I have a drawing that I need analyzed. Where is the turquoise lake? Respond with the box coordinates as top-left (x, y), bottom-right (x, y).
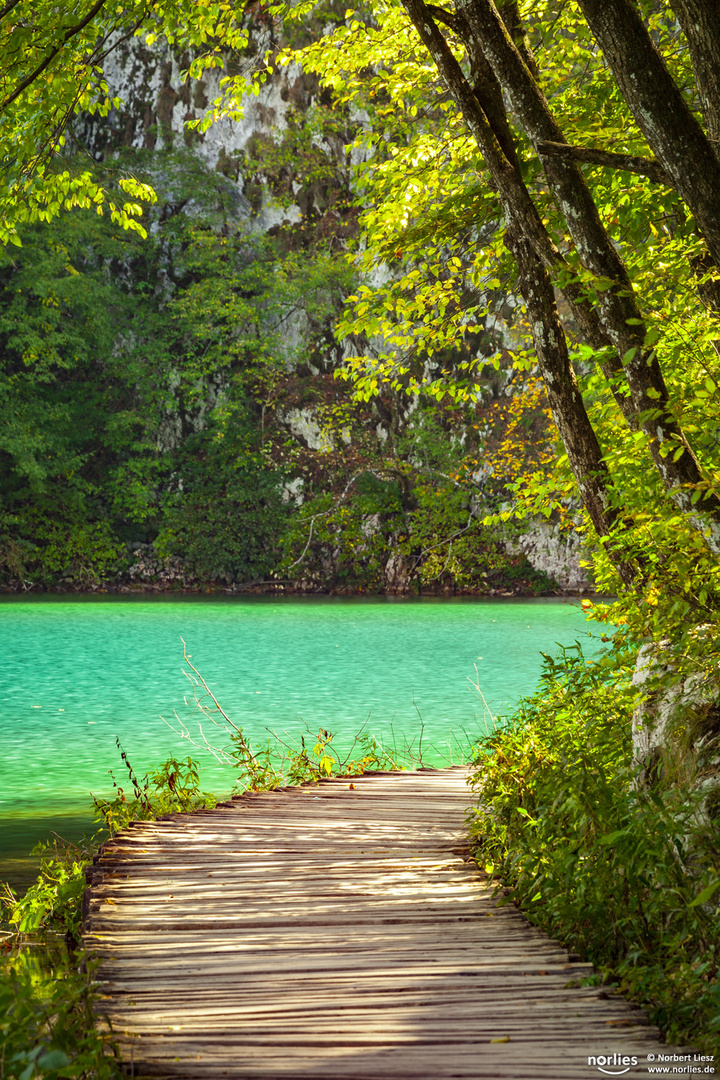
top-left (0, 595), bottom-right (596, 887)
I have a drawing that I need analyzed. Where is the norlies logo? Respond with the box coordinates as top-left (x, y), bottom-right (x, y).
top-left (588, 1054), bottom-right (639, 1076)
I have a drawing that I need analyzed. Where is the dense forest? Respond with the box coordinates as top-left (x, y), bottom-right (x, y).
top-left (0, 152), bottom-right (561, 595)
top-left (2, 0), bottom-right (720, 1063)
top-left (0, 7), bottom-right (586, 596)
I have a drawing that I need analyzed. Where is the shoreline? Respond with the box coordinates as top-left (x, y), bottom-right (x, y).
top-left (0, 580), bottom-right (592, 598)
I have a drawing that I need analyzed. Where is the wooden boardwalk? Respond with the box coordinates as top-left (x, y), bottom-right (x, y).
top-left (84, 768), bottom-right (680, 1078)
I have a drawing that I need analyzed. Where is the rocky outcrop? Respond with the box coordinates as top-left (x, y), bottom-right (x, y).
top-left (632, 638), bottom-right (720, 823)
top-left (506, 519), bottom-right (590, 593)
top-left (125, 543), bottom-right (191, 588)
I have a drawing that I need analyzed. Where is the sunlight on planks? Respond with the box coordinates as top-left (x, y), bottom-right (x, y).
top-left (84, 768), bottom-right (687, 1078)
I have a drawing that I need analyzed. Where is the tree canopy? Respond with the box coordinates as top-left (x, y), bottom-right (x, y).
top-left (273, 0), bottom-right (720, 654)
top-left (0, 0), bottom-right (255, 242)
top-left (3, 0), bottom-right (720, 653)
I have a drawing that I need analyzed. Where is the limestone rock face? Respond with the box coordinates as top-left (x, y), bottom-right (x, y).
top-left (277, 407), bottom-right (335, 452)
top-left (631, 639), bottom-right (720, 821)
top-left (80, 33), bottom-right (311, 229)
top-left (506, 520), bottom-right (590, 593)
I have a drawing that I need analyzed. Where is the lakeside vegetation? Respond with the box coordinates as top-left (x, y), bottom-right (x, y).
top-left (0, 150), bottom-right (556, 597)
top-left (2, 0), bottom-right (720, 1068)
top-left (470, 644), bottom-right (720, 1058)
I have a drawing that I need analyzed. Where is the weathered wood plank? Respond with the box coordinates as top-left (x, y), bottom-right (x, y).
top-left (84, 768), bottom-right (688, 1078)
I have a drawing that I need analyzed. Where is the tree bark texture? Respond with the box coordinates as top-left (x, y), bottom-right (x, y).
top-left (400, 0), bottom-right (633, 574)
top-left (576, 0), bottom-right (720, 268)
top-left (444, 3), bottom-right (631, 380)
top-left (505, 229), bottom-right (634, 583)
top-left (669, 0), bottom-right (720, 148)
top-left (535, 140), bottom-right (669, 186)
top-left (457, 0), bottom-right (645, 404)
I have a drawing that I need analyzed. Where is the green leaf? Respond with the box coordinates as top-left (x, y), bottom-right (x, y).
top-left (37, 1050), bottom-right (71, 1069)
top-left (688, 879), bottom-right (720, 908)
top-left (598, 829), bottom-right (627, 846)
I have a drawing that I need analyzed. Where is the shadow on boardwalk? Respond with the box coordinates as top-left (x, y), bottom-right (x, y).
top-left (83, 768), bottom-right (689, 1078)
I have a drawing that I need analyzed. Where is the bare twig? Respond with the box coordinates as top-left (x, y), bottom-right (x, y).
top-left (286, 517), bottom-right (315, 570)
top-left (412, 512), bottom-right (476, 571)
top-left (468, 663), bottom-right (498, 736)
top-left (286, 469), bottom-right (400, 571)
top-left (180, 637), bottom-right (244, 737)
top-left (160, 710), bottom-right (233, 764)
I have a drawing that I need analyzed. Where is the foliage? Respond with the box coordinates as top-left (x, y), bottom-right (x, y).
top-left (275, 0), bottom-right (720, 611)
top-left (0, 96), bottom-right (560, 597)
top-left (232, 724), bottom-right (402, 790)
top-left (278, 466), bottom-right (553, 592)
top-left (274, 390), bottom-right (558, 593)
top-left (1, 836), bottom-right (96, 943)
top-left (468, 644), bottom-right (720, 1054)
top-left (92, 740), bottom-right (218, 837)
top-left (0, 946), bottom-right (121, 1080)
top-left (153, 425), bottom-right (290, 586)
top-left (0, 151), bottom-right (357, 589)
top-left (1, 755), bottom-right (215, 943)
top-left (0, 0), bottom-right (259, 243)
top-left (400, 480), bottom-right (548, 591)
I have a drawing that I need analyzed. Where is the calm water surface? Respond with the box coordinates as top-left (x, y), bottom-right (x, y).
top-left (0, 595), bottom-right (594, 886)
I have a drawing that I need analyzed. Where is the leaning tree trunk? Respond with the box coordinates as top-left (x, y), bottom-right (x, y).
top-left (505, 228), bottom-right (634, 584)
top-left (456, 0), bottom-right (720, 545)
top-left (400, 0), bottom-right (635, 581)
top-left (666, 0), bottom-right (720, 320)
top-left (669, 0), bottom-right (720, 150)
top-left (577, 0), bottom-right (720, 269)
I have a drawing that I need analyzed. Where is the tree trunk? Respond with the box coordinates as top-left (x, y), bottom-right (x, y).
top-left (400, 0), bottom-right (633, 579)
top-left (505, 228), bottom-right (633, 583)
top-left (456, 0), bottom-right (720, 536)
top-left (669, 0), bottom-right (720, 149)
top-left (577, 0), bottom-right (720, 268)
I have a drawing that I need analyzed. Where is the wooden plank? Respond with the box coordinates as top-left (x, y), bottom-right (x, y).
top-left (84, 768), bottom-right (689, 1078)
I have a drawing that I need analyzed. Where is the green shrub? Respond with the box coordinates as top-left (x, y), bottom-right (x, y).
top-left (469, 643), bottom-right (720, 1054)
top-left (1, 837), bottom-right (92, 942)
top-left (0, 947), bottom-right (121, 1080)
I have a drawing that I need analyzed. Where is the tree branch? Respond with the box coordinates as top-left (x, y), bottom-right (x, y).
top-left (536, 140), bottom-right (671, 185)
top-left (92, 17), bottom-right (147, 66)
top-left (0, 0), bottom-right (109, 114)
top-left (0, 0), bottom-right (23, 22)
top-left (425, 5), bottom-right (462, 32)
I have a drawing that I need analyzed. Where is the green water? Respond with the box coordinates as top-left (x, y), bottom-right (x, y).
top-left (0, 595), bottom-right (594, 888)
